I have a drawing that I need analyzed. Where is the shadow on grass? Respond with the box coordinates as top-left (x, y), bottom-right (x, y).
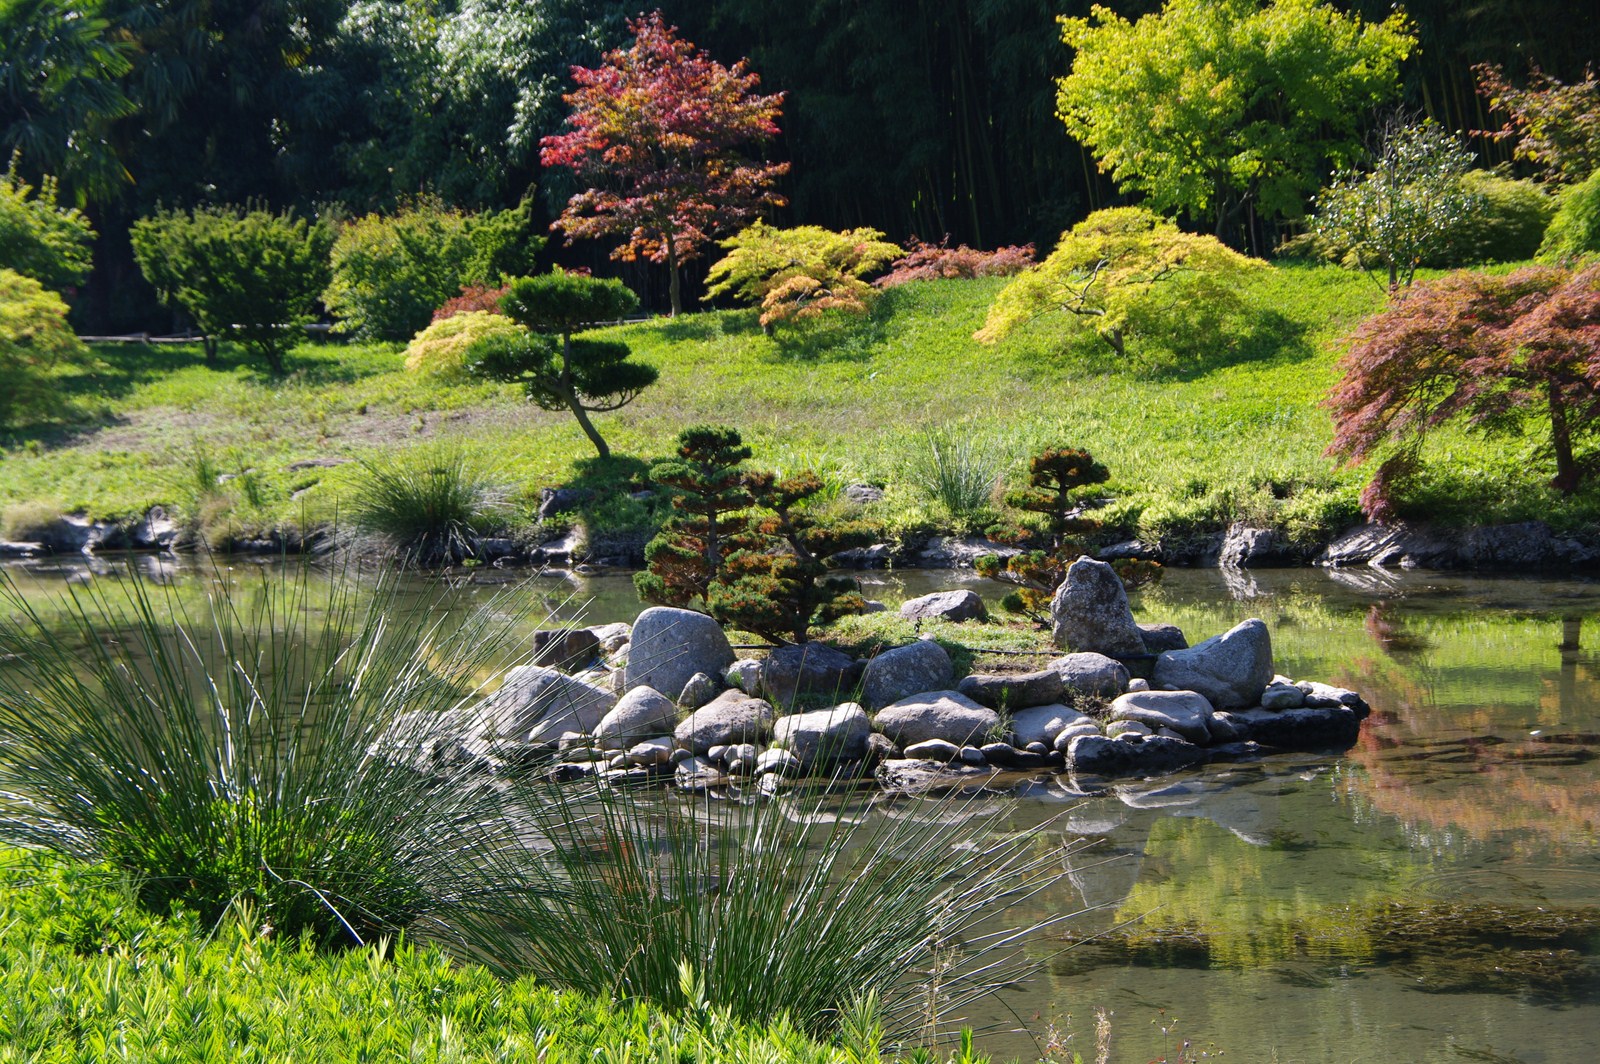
top-left (765, 314), bottom-right (885, 364)
top-left (644, 308), bottom-right (764, 343)
top-left (551, 454), bottom-right (674, 561)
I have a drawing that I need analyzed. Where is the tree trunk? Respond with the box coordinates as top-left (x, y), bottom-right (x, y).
top-left (666, 238), bottom-right (682, 317)
top-left (203, 335), bottom-right (218, 366)
top-left (1548, 378), bottom-right (1580, 492)
top-left (1101, 327), bottom-right (1126, 359)
top-left (560, 334), bottom-right (610, 460)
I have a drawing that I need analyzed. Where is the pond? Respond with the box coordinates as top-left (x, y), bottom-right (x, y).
top-left (5, 558), bottom-right (1598, 1063)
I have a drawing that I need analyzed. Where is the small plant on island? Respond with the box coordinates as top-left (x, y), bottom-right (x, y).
top-left (977, 446), bottom-right (1160, 624)
top-left (468, 270), bottom-right (656, 461)
top-left (636, 425), bottom-right (872, 643)
top-left (703, 221), bottom-right (903, 335)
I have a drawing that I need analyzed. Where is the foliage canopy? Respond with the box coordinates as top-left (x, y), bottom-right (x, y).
top-left (1475, 63), bottom-right (1600, 186)
top-left (703, 221), bottom-right (902, 332)
top-left (541, 12), bottom-right (788, 316)
top-left (974, 207), bottom-right (1264, 358)
top-left (0, 164), bottom-right (95, 291)
top-left (1538, 168), bottom-right (1600, 265)
top-left (1058, 0), bottom-right (1414, 242)
top-left (0, 267), bottom-right (84, 428)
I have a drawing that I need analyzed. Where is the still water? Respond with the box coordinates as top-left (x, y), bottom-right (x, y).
top-left (6, 559), bottom-right (1599, 1063)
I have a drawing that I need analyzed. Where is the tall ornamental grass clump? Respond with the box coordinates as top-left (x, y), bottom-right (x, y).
top-left (899, 427), bottom-right (1008, 527)
top-left (456, 775), bottom-right (1086, 1038)
top-left (0, 565), bottom-right (528, 945)
top-left (344, 445), bottom-right (512, 565)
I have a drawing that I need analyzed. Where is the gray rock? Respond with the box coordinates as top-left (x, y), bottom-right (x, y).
top-left (674, 757), bottom-right (728, 791)
top-left (772, 702), bottom-right (871, 765)
top-left (873, 690), bottom-right (998, 747)
top-left (595, 686), bottom-right (680, 747)
top-left (957, 669), bottom-right (1065, 709)
top-left (529, 628), bottom-right (601, 672)
top-left (1106, 720), bottom-right (1152, 739)
top-left (916, 537), bottom-right (1021, 568)
top-left (1050, 556), bottom-right (1147, 658)
top-left (1066, 733), bottom-right (1209, 780)
top-left (900, 590), bottom-right (988, 624)
top-left (673, 690), bottom-right (776, 755)
top-left (844, 483), bottom-right (885, 504)
top-left (1009, 704), bottom-right (1088, 747)
top-left (875, 757), bottom-right (991, 793)
top-left (1207, 712), bottom-right (1250, 743)
top-left (1125, 677), bottom-right (1151, 693)
top-left (477, 665), bottom-right (616, 746)
top-left (130, 506), bottom-right (181, 551)
top-left (1138, 624), bottom-right (1189, 655)
top-left (1219, 524), bottom-right (1302, 569)
top-left (958, 746), bottom-right (987, 765)
top-left (1297, 680), bottom-right (1366, 711)
top-left (625, 737), bottom-right (675, 767)
top-left (1053, 719), bottom-right (1102, 752)
top-left (904, 738), bottom-right (962, 762)
top-left (0, 541), bottom-right (42, 558)
top-left (866, 732), bottom-right (899, 763)
top-left (1096, 539), bottom-right (1162, 562)
top-left (670, 747), bottom-right (693, 765)
top-left (755, 748), bottom-right (803, 777)
top-left (707, 744), bottom-right (728, 763)
top-left (726, 743), bottom-right (759, 764)
top-left (1048, 652), bottom-right (1130, 698)
top-left (1226, 706), bottom-right (1363, 750)
top-left (1108, 690), bottom-right (1216, 745)
top-left (678, 671), bottom-right (720, 709)
top-left (587, 623), bottom-right (632, 654)
top-left (980, 742), bottom-right (1045, 770)
top-left (537, 486), bottom-right (591, 520)
top-left (726, 659), bottom-right (763, 694)
top-left (860, 640), bottom-right (954, 710)
top-left (760, 642), bottom-right (858, 707)
top-left (624, 607), bottom-right (735, 701)
top-left (1150, 618), bottom-right (1274, 709)
top-left (834, 544), bottom-right (892, 568)
top-left (1260, 681), bottom-right (1306, 710)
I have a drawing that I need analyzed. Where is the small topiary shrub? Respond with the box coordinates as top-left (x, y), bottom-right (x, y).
top-left (0, 268), bottom-right (86, 428)
top-left (403, 311), bottom-right (522, 380)
top-left (1539, 168), bottom-right (1600, 264)
top-left (324, 198), bottom-right (536, 340)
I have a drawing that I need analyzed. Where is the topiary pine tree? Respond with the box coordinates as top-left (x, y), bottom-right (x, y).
top-left (468, 271), bottom-right (655, 460)
top-left (977, 446), bottom-right (1159, 624)
top-left (635, 426), bottom-right (762, 609)
top-left (709, 470), bottom-right (874, 644)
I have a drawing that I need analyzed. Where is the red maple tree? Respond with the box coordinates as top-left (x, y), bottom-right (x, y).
top-left (1326, 264), bottom-right (1600, 520)
top-left (539, 12), bottom-right (788, 316)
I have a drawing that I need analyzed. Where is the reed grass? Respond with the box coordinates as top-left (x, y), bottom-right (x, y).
top-left (343, 443), bottom-right (512, 564)
top-left (0, 563), bottom-right (530, 944)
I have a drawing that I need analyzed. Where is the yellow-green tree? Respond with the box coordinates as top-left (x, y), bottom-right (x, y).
top-left (703, 221), bottom-right (902, 333)
top-left (1058, 0), bottom-right (1414, 243)
top-left (973, 207), bottom-right (1263, 357)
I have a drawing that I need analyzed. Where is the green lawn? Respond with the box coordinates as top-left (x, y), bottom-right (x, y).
top-left (4, 263), bottom-right (1592, 547)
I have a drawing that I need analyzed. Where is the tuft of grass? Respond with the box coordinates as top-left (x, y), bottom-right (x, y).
top-left (455, 775), bottom-right (1085, 1039)
top-left (898, 426), bottom-right (1009, 529)
top-left (0, 563), bottom-right (532, 945)
top-left (344, 443), bottom-right (513, 564)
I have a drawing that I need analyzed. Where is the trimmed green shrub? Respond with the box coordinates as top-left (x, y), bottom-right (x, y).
top-left (1539, 168), bottom-right (1600, 264)
top-left (0, 268), bottom-right (84, 428)
top-left (0, 165), bottom-right (94, 291)
top-left (324, 198), bottom-right (537, 340)
top-left (1439, 171), bottom-right (1556, 265)
top-left (404, 310), bottom-right (522, 380)
top-left (130, 205), bottom-right (334, 372)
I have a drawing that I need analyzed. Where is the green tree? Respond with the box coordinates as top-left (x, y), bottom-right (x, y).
top-left (129, 206), bottom-right (333, 373)
top-left (703, 222), bottom-right (902, 334)
top-left (635, 425), bottom-right (761, 609)
top-left (468, 271), bottom-right (653, 461)
top-left (324, 198), bottom-right (537, 341)
top-left (1057, 0), bottom-right (1414, 244)
top-left (0, 163), bottom-right (95, 291)
top-left (973, 207), bottom-right (1263, 358)
top-left (1538, 168), bottom-right (1600, 264)
top-left (1311, 118), bottom-right (1481, 291)
top-left (0, 268), bottom-right (85, 427)
top-left (710, 470), bottom-right (872, 644)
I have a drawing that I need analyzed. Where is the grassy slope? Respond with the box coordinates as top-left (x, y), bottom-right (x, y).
top-left (3, 263), bottom-right (1593, 541)
top-left (0, 849), bottom-right (960, 1063)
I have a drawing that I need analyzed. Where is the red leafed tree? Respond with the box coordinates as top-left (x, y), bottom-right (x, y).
top-left (1325, 264), bottom-right (1600, 520)
top-left (539, 12), bottom-right (788, 316)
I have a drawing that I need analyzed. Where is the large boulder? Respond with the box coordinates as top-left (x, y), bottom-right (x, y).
top-left (1065, 733), bottom-right (1209, 781)
top-left (1150, 618), bottom-right (1274, 709)
top-left (1218, 525), bottom-right (1302, 569)
top-left (1047, 652), bottom-right (1130, 699)
top-left (674, 689), bottom-right (776, 755)
top-left (772, 702), bottom-right (872, 766)
top-left (957, 669), bottom-right (1065, 709)
top-left (594, 686), bottom-right (680, 747)
top-left (899, 590), bottom-right (988, 624)
top-left (860, 639), bottom-right (953, 710)
top-left (760, 642), bottom-right (858, 707)
top-left (624, 607), bottom-right (735, 700)
top-left (529, 628), bottom-right (601, 672)
top-left (873, 690), bottom-right (998, 748)
top-left (1049, 557), bottom-right (1147, 658)
top-left (1108, 690), bottom-right (1216, 745)
top-left (1138, 624), bottom-right (1189, 655)
top-left (1009, 704), bottom-right (1092, 747)
top-left (1223, 705), bottom-right (1363, 750)
top-left (477, 665), bottom-right (616, 746)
